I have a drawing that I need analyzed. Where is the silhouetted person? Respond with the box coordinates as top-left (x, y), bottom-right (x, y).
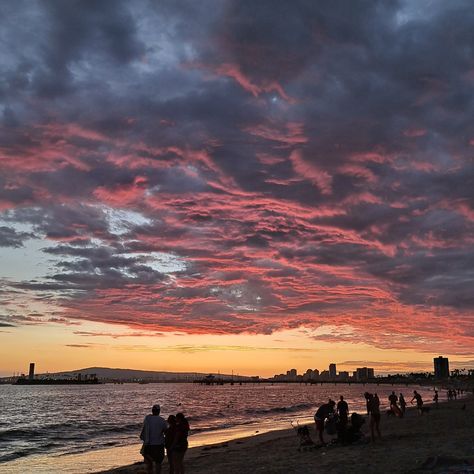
top-left (165, 415), bottom-right (177, 474)
top-left (399, 393), bottom-right (406, 415)
top-left (388, 391), bottom-right (400, 416)
top-left (336, 395), bottom-right (349, 442)
top-left (367, 393), bottom-right (381, 442)
top-left (453, 389), bottom-right (457, 400)
top-left (314, 399), bottom-right (336, 445)
top-left (337, 395), bottom-right (349, 427)
top-left (364, 392), bottom-right (371, 415)
top-left (411, 390), bottom-right (423, 415)
top-left (433, 390), bottom-right (439, 408)
top-left (140, 404), bottom-right (168, 474)
top-left (172, 412), bottom-right (189, 474)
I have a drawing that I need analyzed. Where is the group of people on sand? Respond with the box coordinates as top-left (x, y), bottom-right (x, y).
top-left (140, 404), bottom-right (189, 474)
top-left (314, 395), bottom-right (366, 445)
top-left (447, 388), bottom-right (463, 400)
top-left (313, 390), bottom-right (428, 446)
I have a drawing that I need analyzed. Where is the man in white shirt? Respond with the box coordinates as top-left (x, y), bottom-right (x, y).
top-left (140, 404), bottom-right (168, 474)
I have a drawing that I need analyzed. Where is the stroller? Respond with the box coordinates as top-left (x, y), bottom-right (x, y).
top-left (291, 421), bottom-right (315, 451)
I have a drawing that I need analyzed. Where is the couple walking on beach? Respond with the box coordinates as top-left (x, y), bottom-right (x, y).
top-left (140, 404), bottom-right (189, 474)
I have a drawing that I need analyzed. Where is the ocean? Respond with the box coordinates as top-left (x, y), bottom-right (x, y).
top-left (0, 382), bottom-right (439, 473)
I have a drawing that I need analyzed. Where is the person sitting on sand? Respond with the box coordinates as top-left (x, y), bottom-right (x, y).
top-left (367, 393), bottom-right (381, 442)
top-left (411, 390), bottom-right (423, 415)
top-left (140, 404), bottom-right (168, 474)
top-left (165, 415), bottom-right (177, 474)
top-left (399, 393), bottom-right (406, 415)
top-left (314, 399), bottom-right (336, 445)
top-left (172, 412), bottom-right (189, 474)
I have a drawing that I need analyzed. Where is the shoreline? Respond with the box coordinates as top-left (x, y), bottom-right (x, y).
top-left (100, 396), bottom-right (474, 474)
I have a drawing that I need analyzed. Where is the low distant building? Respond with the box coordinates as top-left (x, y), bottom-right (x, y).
top-left (434, 356), bottom-right (449, 379)
top-left (319, 370), bottom-right (330, 380)
top-left (303, 369), bottom-right (314, 380)
top-left (338, 371), bottom-right (350, 381)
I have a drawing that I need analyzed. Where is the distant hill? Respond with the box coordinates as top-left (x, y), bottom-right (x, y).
top-left (47, 367), bottom-right (248, 381)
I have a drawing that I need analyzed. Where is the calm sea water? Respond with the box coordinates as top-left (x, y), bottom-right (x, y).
top-left (0, 382), bottom-right (438, 473)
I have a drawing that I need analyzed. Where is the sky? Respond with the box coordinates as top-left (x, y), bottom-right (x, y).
top-left (1, 0), bottom-right (473, 377)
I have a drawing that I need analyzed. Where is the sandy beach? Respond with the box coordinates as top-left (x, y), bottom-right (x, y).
top-left (100, 396), bottom-right (474, 474)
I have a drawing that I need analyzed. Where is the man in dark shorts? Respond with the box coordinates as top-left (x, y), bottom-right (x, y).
top-left (140, 404), bottom-right (168, 474)
top-left (314, 399), bottom-right (336, 445)
top-left (411, 390), bottom-right (424, 415)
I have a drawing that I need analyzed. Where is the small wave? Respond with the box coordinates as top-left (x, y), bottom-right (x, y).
top-left (93, 422), bottom-right (142, 435)
top-left (0, 428), bottom-right (43, 441)
top-left (245, 402), bottom-right (314, 415)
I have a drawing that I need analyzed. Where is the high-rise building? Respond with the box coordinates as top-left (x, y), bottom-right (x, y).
top-left (28, 363), bottom-right (35, 380)
top-left (434, 356), bottom-right (449, 379)
top-left (329, 363), bottom-right (337, 379)
top-left (355, 367), bottom-right (374, 381)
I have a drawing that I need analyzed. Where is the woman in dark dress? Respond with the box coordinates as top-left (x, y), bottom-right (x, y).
top-left (172, 412), bottom-right (189, 474)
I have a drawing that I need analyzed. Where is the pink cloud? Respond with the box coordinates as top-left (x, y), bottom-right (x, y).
top-left (290, 150), bottom-right (332, 195)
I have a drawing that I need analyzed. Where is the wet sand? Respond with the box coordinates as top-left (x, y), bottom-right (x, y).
top-left (101, 397), bottom-right (474, 474)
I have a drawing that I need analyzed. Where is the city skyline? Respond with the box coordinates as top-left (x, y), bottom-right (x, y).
top-left (1, 1), bottom-right (474, 376)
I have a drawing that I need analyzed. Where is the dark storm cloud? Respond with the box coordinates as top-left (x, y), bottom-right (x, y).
top-left (0, 0), bottom-right (473, 352)
top-left (0, 226), bottom-right (34, 247)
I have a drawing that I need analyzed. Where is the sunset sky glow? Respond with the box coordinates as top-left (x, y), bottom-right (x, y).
top-left (1, 1), bottom-right (473, 376)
